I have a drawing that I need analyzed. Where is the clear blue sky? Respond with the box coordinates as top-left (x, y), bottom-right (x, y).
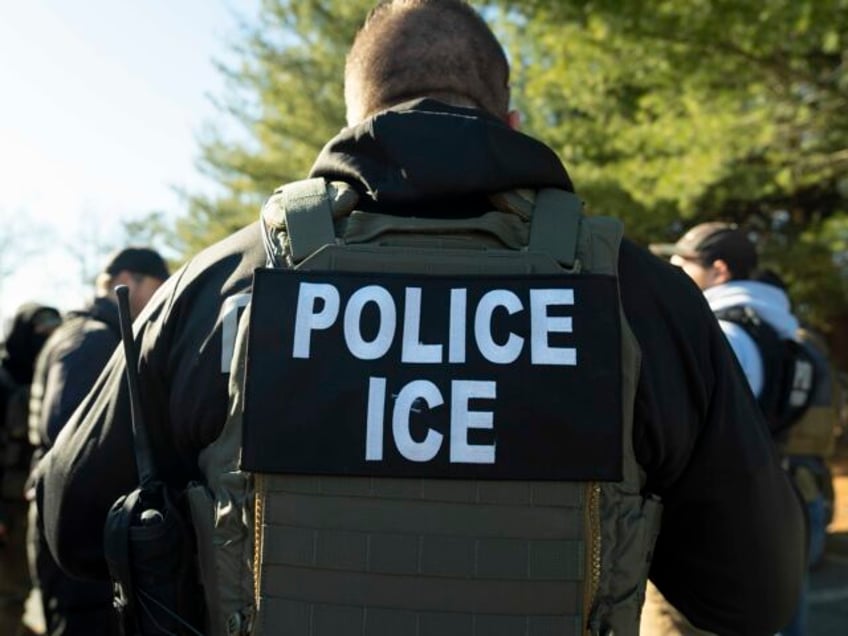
top-left (0, 0), bottom-right (257, 328)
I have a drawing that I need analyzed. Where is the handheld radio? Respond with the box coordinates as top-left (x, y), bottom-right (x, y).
top-left (102, 285), bottom-right (203, 635)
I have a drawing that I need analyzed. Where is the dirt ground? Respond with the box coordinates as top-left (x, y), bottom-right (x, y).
top-left (827, 424), bottom-right (848, 534)
top-left (829, 456), bottom-right (848, 533)
top-left (828, 418), bottom-right (848, 526)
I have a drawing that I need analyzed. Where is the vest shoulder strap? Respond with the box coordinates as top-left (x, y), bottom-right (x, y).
top-left (263, 178), bottom-right (624, 277)
top-left (277, 178), bottom-right (336, 262)
top-left (529, 188), bottom-right (581, 268)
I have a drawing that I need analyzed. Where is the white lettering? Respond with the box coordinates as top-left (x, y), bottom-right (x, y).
top-left (450, 380), bottom-right (496, 464)
top-left (365, 377), bottom-right (386, 460)
top-left (449, 288), bottom-right (467, 363)
top-left (219, 293), bottom-right (251, 372)
top-left (790, 359), bottom-right (814, 407)
top-left (344, 286), bottom-right (396, 360)
top-left (401, 287), bottom-right (443, 363)
top-left (530, 289), bottom-right (576, 365)
top-left (392, 380), bottom-right (444, 462)
top-left (365, 377), bottom-right (499, 464)
top-left (475, 290), bottom-right (524, 364)
top-left (288, 281), bottom-right (579, 367)
top-left (292, 283), bottom-right (340, 359)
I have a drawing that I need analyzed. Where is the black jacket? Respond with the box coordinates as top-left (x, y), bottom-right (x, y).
top-left (40, 100), bottom-right (804, 636)
top-left (29, 296), bottom-right (121, 634)
top-left (30, 296), bottom-right (122, 450)
top-left (0, 302), bottom-right (62, 418)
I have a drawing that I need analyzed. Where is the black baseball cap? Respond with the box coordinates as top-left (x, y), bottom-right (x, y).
top-left (649, 222), bottom-right (757, 278)
top-left (103, 247), bottom-right (170, 281)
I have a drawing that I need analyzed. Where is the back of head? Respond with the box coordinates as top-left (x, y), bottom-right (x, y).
top-left (650, 221), bottom-right (758, 280)
top-left (96, 246), bottom-right (170, 318)
top-left (96, 247), bottom-right (170, 296)
top-left (344, 0), bottom-right (510, 125)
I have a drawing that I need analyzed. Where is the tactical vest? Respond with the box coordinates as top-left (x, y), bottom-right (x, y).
top-left (714, 306), bottom-right (817, 438)
top-left (782, 329), bottom-right (840, 459)
top-left (187, 179), bottom-right (661, 636)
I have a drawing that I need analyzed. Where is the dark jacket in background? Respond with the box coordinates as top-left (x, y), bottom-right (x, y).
top-left (29, 296), bottom-right (121, 636)
top-left (30, 296), bottom-right (121, 450)
top-left (39, 100), bottom-right (805, 636)
top-left (1, 303), bottom-right (62, 387)
top-left (1, 302), bottom-right (62, 437)
top-left (1, 302), bottom-right (61, 499)
top-left (0, 302), bottom-right (60, 635)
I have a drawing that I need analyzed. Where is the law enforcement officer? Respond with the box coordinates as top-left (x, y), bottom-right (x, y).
top-left (650, 223), bottom-right (782, 398)
top-left (25, 247), bottom-right (169, 636)
top-left (40, 2), bottom-right (803, 635)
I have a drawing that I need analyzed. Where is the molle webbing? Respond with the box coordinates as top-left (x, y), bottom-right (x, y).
top-left (254, 475), bottom-right (587, 636)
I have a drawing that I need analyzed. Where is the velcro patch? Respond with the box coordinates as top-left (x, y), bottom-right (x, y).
top-left (241, 269), bottom-right (623, 481)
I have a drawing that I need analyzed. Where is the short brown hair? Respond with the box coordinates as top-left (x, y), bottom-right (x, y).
top-left (344, 0), bottom-right (510, 125)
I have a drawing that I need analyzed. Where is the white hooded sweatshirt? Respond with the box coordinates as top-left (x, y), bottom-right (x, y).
top-left (704, 280), bottom-right (800, 397)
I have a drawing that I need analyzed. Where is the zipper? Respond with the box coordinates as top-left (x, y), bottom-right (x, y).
top-left (583, 481), bottom-right (602, 631)
top-left (253, 473), bottom-right (264, 611)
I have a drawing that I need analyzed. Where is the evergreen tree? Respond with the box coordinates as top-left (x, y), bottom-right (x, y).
top-left (495, 0), bottom-right (848, 335)
top-left (185, 0), bottom-right (848, 353)
top-left (181, 0), bottom-right (373, 255)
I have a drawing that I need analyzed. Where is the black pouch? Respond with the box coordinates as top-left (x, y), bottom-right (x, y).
top-left (104, 483), bottom-right (204, 636)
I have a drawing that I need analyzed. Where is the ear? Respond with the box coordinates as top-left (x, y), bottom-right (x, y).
top-left (506, 109), bottom-right (521, 130)
top-left (710, 259), bottom-right (733, 285)
top-left (108, 271), bottom-right (141, 299)
top-left (110, 271), bottom-right (133, 287)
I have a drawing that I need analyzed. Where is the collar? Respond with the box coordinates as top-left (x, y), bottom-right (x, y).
top-left (705, 281), bottom-right (800, 338)
top-left (309, 98), bottom-right (573, 217)
top-left (71, 296), bottom-right (121, 336)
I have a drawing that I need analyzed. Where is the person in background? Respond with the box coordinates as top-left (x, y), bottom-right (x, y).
top-left (651, 223), bottom-right (775, 395)
top-left (651, 224), bottom-right (814, 635)
top-left (25, 247), bottom-right (169, 636)
top-left (0, 303), bottom-right (61, 636)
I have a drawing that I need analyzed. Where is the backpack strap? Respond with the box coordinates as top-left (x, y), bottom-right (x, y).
top-left (714, 306), bottom-right (779, 407)
top-left (714, 306), bottom-right (813, 435)
top-left (269, 181), bottom-right (589, 271)
top-left (529, 188), bottom-right (583, 270)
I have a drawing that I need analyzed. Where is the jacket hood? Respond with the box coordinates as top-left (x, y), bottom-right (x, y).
top-left (1, 302), bottom-right (62, 384)
top-left (309, 98), bottom-right (573, 216)
top-left (705, 280), bottom-right (800, 338)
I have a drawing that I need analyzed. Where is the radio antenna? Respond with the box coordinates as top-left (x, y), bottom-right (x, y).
top-left (115, 285), bottom-right (157, 488)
